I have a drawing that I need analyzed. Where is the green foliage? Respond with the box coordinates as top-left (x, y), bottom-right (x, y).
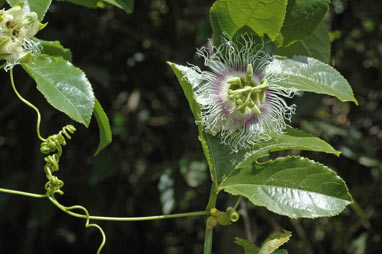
top-left (221, 156), bottom-right (352, 218)
top-left (22, 55), bottom-right (95, 127)
top-left (276, 22), bottom-right (331, 63)
top-left (103, 0), bottom-right (133, 13)
top-left (279, 0), bottom-right (330, 46)
top-left (266, 56), bottom-right (358, 104)
top-left (235, 230), bottom-right (291, 254)
top-left (56, 0), bottom-right (134, 13)
top-left (37, 39), bottom-right (72, 61)
top-left (210, 0), bottom-right (287, 46)
top-left (93, 98), bottom-right (112, 156)
top-left (6, 0), bottom-right (52, 20)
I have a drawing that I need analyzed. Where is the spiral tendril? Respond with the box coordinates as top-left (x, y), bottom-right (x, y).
top-left (41, 125), bottom-right (76, 196)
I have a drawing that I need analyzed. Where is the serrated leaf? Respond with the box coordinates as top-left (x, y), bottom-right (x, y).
top-left (280, 0), bottom-right (330, 46)
top-left (235, 237), bottom-right (260, 254)
top-left (37, 39), bottom-right (72, 61)
top-left (7, 0), bottom-right (52, 20)
top-left (210, 0), bottom-right (287, 46)
top-left (259, 230), bottom-right (291, 254)
top-left (167, 62), bottom-right (215, 180)
top-left (220, 156), bottom-right (353, 218)
top-left (93, 98), bottom-right (112, 156)
top-left (22, 55), bottom-right (95, 127)
top-left (103, 0), bottom-right (133, 13)
top-left (276, 22), bottom-right (331, 63)
top-left (206, 127), bottom-right (339, 186)
top-left (265, 56), bottom-right (358, 104)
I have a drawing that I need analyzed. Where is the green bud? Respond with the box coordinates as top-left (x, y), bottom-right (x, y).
top-left (226, 207), bottom-right (240, 222)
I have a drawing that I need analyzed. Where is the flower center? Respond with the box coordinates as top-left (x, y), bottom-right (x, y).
top-left (226, 64), bottom-right (269, 114)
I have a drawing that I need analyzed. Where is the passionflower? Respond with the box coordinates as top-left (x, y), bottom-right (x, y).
top-left (0, 3), bottom-right (42, 70)
top-left (185, 35), bottom-right (297, 152)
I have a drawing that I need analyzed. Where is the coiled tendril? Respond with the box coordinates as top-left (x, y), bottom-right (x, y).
top-left (40, 125), bottom-right (76, 196)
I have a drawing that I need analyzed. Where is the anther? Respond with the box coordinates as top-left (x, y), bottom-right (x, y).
top-left (245, 64), bottom-right (253, 82)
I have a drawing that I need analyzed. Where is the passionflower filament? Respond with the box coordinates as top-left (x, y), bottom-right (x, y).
top-left (186, 35), bottom-right (297, 151)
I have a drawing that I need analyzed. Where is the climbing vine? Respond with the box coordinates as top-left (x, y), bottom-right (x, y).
top-left (0, 0), bottom-right (358, 253)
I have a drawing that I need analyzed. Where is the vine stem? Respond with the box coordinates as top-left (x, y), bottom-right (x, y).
top-left (9, 69), bottom-right (46, 141)
top-left (204, 182), bottom-right (218, 254)
top-left (0, 188), bottom-right (47, 198)
top-left (49, 196), bottom-right (208, 221)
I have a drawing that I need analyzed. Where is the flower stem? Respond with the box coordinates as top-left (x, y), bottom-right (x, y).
top-left (204, 183), bottom-right (218, 254)
top-left (9, 69), bottom-right (45, 141)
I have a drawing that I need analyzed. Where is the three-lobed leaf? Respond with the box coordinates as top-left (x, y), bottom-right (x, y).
top-left (276, 22), bottom-right (331, 63)
top-left (93, 98), bottom-right (112, 156)
top-left (22, 55), bottom-right (95, 127)
top-left (221, 156), bottom-right (353, 218)
top-left (280, 0), bottom-right (330, 46)
top-left (210, 0), bottom-right (287, 46)
top-left (265, 56), bottom-right (358, 104)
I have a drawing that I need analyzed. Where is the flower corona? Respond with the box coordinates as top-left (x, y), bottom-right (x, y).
top-left (185, 35), bottom-right (297, 151)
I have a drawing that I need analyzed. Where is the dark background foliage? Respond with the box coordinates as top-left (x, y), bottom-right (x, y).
top-left (0, 0), bottom-right (381, 253)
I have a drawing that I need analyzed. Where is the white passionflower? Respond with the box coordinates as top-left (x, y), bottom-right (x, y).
top-left (186, 35), bottom-right (297, 152)
top-left (0, 3), bottom-right (42, 70)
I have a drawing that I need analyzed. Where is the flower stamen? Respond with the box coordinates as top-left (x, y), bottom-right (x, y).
top-left (226, 64), bottom-right (269, 115)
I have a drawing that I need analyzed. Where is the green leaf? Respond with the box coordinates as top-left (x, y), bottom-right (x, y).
top-left (265, 56), bottom-right (358, 104)
top-left (103, 0), bottom-right (133, 13)
top-left (220, 156), bottom-right (353, 218)
top-left (206, 127), bottom-right (340, 186)
top-left (280, 0), bottom-right (330, 46)
top-left (7, 0), bottom-right (52, 20)
top-left (166, 62), bottom-right (201, 123)
top-left (37, 39), bottom-right (72, 61)
top-left (276, 22), bottom-right (331, 63)
top-left (93, 98), bottom-right (112, 156)
top-left (210, 0), bottom-right (287, 46)
top-left (22, 55), bottom-right (95, 127)
top-left (235, 237), bottom-right (260, 254)
top-left (167, 62), bottom-right (217, 178)
top-left (259, 230), bottom-right (291, 254)
top-left (56, 0), bottom-right (98, 8)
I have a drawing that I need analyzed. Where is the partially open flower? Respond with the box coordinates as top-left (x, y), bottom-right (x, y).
top-left (0, 3), bottom-right (42, 70)
top-left (186, 35), bottom-right (297, 151)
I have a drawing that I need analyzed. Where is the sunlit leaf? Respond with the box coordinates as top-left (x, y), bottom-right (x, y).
top-left (221, 156), bottom-right (353, 218)
top-left (266, 56), bottom-right (358, 104)
top-left (210, 0), bottom-right (287, 46)
top-left (22, 55), bottom-right (95, 127)
top-left (259, 230), bottom-right (291, 254)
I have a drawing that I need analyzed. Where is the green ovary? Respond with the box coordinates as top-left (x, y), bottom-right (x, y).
top-left (226, 64), bottom-right (269, 115)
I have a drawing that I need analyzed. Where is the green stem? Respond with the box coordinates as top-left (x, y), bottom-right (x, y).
top-left (0, 188), bottom-right (47, 198)
top-left (48, 196), bottom-right (208, 221)
top-left (233, 196), bottom-right (242, 210)
top-left (9, 69), bottom-right (45, 141)
top-left (204, 183), bottom-right (218, 254)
